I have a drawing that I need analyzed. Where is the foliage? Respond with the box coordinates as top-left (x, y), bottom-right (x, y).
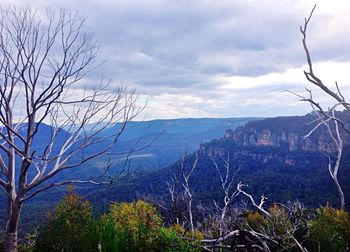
top-left (244, 205), bottom-right (303, 251)
top-left (170, 223), bottom-right (203, 240)
top-left (308, 207), bottom-right (350, 252)
top-left (34, 189), bottom-right (93, 252)
top-left (245, 205), bottom-right (292, 234)
top-left (105, 200), bottom-right (200, 251)
top-left (82, 216), bottom-right (129, 252)
top-left (158, 226), bottom-right (201, 252)
top-left (109, 200), bottom-right (162, 250)
top-left (15, 188), bottom-right (350, 252)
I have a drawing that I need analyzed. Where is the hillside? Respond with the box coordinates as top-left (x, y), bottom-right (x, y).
top-left (87, 112), bottom-right (350, 210)
top-left (2, 113), bottom-right (349, 233)
top-left (0, 117), bottom-right (257, 232)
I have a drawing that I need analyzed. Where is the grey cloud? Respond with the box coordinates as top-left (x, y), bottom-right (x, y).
top-left (3, 0), bottom-right (349, 118)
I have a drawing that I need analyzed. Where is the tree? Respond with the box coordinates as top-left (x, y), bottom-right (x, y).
top-left (296, 5), bottom-right (349, 210)
top-left (163, 152), bottom-right (199, 237)
top-left (179, 152), bottom-right (198, 237)
top-left (210, 153), bottom-right (240, 238)
top-left (0, 7), bottom-right (141, 251)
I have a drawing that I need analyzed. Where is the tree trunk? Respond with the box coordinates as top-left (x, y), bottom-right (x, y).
top-left (334, 176), bottom-right (345, 210)
top-left (188, 200), bottom-right (194, 237)
top-left (5, 200), bottom-right (22, 252)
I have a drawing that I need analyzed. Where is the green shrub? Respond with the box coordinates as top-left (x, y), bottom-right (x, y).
top-left (243, 205), bottom-right (301, 250)
top-left (158, 226), bottom-right (199, 252)
top-left (107, 200), bottom-right (201, 251)
top-left (82, 215), bottom-right (130, 252)
top-left (308, 207), bottom-right (350, 252)
top-left (109, 200), bottom-right (162, 250)
top-left (34, 197), bottom-right (201, 251)
top-left (35, 189), bottom-right (93, 252)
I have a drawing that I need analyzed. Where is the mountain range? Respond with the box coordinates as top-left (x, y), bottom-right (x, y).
top-left (85, 112), bottom-right (350, 210)
top-left (1, 113), bottom-right (350, 233)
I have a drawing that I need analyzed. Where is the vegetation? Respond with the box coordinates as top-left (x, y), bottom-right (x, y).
top-left (4, 190), bottom-right (346, 252)
top-left (0, 4), bottom-right (349, 252)
top-left (35, 189), bottom-right (93, 252)
top-left (308, 207), bottom-right (350, 252)
top-left (31, 191), bottom-right (201, 252)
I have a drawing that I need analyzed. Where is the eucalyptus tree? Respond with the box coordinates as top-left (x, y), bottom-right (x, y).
top-left (0, 7), bottom-right (141, 251)
top-left (297, 5), bottom-right (349, 210)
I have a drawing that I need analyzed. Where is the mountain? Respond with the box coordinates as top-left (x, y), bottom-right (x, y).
top-left (86, 112), bottom-right (350, 210)
top-left (0, 117), bottom-right (258, 231)
top-left (87, 117), bottom-right (259, 171)
top-left (3, 113), bottom-right (350, 233)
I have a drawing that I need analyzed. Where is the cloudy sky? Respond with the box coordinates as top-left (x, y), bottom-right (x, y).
top-left (3, 0), bottom-right (350, 119)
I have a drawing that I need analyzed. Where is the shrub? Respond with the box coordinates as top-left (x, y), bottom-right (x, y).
top-left (308, 207), bottom-right (350, 252)
top-left (245, 205), bottom-right (292, 236)
top-left (170, 223), bottom-right (203, 240)
top-left (243, 205), bottom-right (298, 250)
top-left (35, 189), bottom-right (92, 252)
top-left (109, 200), bottom-right (162, 250)
top-left (34, 197), bottom-right (201, 251)
top-left (83, 215), bottom-right (130, 252)
top-left (158, 226), bottom-right (201, 252)
top-left (108, 200), bottom-right (201, 251)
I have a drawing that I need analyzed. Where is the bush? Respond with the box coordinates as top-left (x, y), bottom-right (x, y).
top-left (34, 197), bottom-right (201, 251)
top-left (35, 189), bottom-right (93, 252)
top-left (243, 205), bottom-right (299, 251)
top-left (245, 205), bottom-right (293, 236)
top-left (108, 200), bottom-right (201, 251)
top-left (308, 207), bottom-right (350, 252)
top-left (83, 215), bottom-right (130, 252)
top-left (109, 200), bottom-right (162, 250)
top-left (158, 226), bottom-right (201, 252)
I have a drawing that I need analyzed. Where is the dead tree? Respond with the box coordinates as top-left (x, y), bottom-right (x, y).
top-left (210, 153), bottom-right (240, 238)
top-left (237, 182), bottom-right (271, 218)
top-left (296, 4), bottom-right (349, 209)
top-left (165, 166), bottom-right (188, 226)
top-left (300, 92), bottom-right (345, 209)
top-left (0, 7), bottom-right (141, 252)
top-left (180, 152), bottom-right (199, 237)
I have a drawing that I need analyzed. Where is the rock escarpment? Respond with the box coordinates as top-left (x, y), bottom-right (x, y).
top-left (200, 112), bottom-right (350, 166)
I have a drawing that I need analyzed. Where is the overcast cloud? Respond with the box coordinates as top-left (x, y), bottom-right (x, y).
top-left (2, 0), bottom-right (350, 119)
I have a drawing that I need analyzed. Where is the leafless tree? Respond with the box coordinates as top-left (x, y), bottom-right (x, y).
top-left (210, 153), bottom-right (240, 238)
top-left (295, 4), bottom-right (349, 210)
top-left (302, 94), bottom-right (345, 209)
top-left (165, 165), bottom-right (188, 226)
top-left (236, 182), bottom-right (271, 218)
top-left (180, 152), bottom-right (199, 237)
top-left (0, 7), bottom-right (142, 251)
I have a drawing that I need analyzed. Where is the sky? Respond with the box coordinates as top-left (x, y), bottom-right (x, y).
top-left (2, 0), bottom-right (350, 120)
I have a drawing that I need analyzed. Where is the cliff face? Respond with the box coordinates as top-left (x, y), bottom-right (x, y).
top-left (199, 112), bottom-right (350, 167)
top-left (221, 113), bottom-right (350, 153)
top-left (224, 127), bottom-right (337, 153)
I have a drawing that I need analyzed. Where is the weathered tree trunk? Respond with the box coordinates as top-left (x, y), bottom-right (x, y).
top-left (334, 176), bottom-right (345, 210)
top-left (5, 200), bottom-right (22, 252)
top-left (219, 206), bottom-right (227, 237)
top-left (188, 199), bottom-right (194, 237)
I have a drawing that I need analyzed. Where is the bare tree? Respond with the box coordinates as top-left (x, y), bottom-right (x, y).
top-left (0, 7), bottom-right (142, 251)
top-left (165, 165), bottom-right (188, 226)
top-left (236, 182), bottom-right (271, 218)
top-left (210, 153), bottom-right (240, 238)
top-left (180, 152), bottom-right (199, 237)
top-left (296, 4), bottom-right (349, 210)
